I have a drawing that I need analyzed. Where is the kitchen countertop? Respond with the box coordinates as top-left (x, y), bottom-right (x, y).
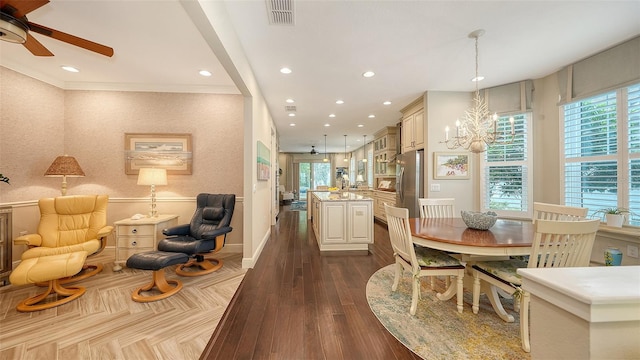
top-left (313, 192), bottom-right (373, 201)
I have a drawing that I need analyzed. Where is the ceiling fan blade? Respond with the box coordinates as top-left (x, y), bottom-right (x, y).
top-left (23, 32), bottom-right (52, 56)
top-left (0, 0), bottom-right (49, 17)
top-left (28, 21), bottom-right (114, 57)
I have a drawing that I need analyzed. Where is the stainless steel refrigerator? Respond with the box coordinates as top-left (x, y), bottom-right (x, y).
top-left (396, 149), bottom-right (424, 218)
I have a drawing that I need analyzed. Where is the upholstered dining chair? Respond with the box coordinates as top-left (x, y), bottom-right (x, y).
top-left (532, 202), bottom-right (588, 223)
top-left (384, 203), bottom-right (465, 316)
top-left (14, 194), bottom-right (113, 283)
top-left (158, 193), bottom-right (235, 277)
top-left (471, 218), bottom-right (600, 352)
top-left (418, 198), bottom-right (456, 289)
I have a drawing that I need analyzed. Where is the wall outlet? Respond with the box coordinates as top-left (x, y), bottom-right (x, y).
top-left (19, 231), bottom-right (28, 236)
top-left (627, 245), bottom-right (639, 258)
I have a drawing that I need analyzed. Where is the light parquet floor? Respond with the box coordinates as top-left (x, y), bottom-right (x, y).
top-left (0, 249), bottom-right (245, 360)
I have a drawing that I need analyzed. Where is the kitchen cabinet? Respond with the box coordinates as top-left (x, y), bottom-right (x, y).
top-left (374, 126), bottom-right (397, 177)
top-left (374, 190), bottom-right (397, 223)
top-left (310, 192), bottom-right (373, 252)
top-left (401, 97), bottom-right (425, 153)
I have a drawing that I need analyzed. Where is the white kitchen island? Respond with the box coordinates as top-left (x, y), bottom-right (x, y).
top-left (310, 191), bottom-right (374, 252)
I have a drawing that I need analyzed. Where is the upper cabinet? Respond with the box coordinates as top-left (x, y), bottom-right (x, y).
top-left (400, 96), bottom-right (425, 153)
top-left (373, 126), bottom-right (397, 177)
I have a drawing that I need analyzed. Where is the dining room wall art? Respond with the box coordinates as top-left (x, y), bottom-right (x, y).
top-left (125, 133), bottom-right (192, 175)
top-left (433, 152), bottom-right (470, 179)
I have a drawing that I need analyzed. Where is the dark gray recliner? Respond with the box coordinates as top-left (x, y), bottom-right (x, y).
top-left (158, 193), bottom-right (235, 277)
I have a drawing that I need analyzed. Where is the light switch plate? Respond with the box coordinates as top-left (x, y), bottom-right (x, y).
top-left (627, 245), bottom-right (639, 258)
top-left (430, 184), bottom-right (441, 192)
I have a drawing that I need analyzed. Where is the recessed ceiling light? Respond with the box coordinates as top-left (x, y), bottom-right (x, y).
top-left (357, 124), bottom-right (364, 128)
top-left (368, 114), bottom-right (375, 118)
top-left (280, 67), bottom-right (292, 74)
top-left (383, 101), bottom-right (392, 105)
top-left (199, 70), bottom-right (212, 77)
top-left (336, 100), bottom-right (344, 105)
top-left (288, 113), bottom-right (296, 117)
top-left (329, 114), bottom-right (336, 118)
top-left (362, 71), bottom-right (375, 78)
top-left (61, 66), bottom-right (79, 73)
top-left (471, 76), bottom-right (485, 82)
top-left (286, 98), bottom-right (295, 103)
top-left (324, 123), bottom-right (330, 127)
top-left (289, 123), bottom-right (296, 126)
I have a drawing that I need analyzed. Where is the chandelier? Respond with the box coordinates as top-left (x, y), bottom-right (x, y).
top-left (441, 29), bottom-right (514, 153)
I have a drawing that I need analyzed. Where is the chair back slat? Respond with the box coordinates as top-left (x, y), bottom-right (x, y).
top-left (532, 202), bottom-right (588, 224)
top-left (419, 198), bottom-right (456, 219)
top-left (528, 219), bottom-right (600, 269)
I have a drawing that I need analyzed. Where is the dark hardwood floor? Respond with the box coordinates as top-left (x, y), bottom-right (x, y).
top-left (201, 207), bottom-right (420, 360)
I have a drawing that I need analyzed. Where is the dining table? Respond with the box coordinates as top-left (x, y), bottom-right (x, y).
top-left (409, 217), bottom-right (535, 322)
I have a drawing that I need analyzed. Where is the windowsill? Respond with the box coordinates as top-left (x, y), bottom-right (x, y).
top-left (597, 224), bottom-right (640, 243)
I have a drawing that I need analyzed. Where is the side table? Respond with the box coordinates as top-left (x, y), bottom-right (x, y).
top-left (113, 214), bottom-right (179, 271)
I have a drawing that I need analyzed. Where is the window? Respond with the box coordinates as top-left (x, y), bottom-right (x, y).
top-left (480, 113), bottom-right (533, 218)
top-left (562, 83), bottom-right (640, 226)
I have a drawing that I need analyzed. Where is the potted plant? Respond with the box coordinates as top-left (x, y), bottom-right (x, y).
top-left (594, 207), bottom-right (631, 227)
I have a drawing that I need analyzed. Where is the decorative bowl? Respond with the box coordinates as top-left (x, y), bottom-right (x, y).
top-left (461, 210), bottom-right (498, 230)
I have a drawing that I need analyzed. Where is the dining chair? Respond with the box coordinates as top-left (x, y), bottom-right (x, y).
top-left (471, 218), bottom-right (600, 352)
top-left (384, 203), bottom-right (465, 316)
top-left (532, 202), bottom-right (588, 223)
top-left (418, 198), bottom-right (456, 218)
top-left (418, 198), bottom-right (456, 289)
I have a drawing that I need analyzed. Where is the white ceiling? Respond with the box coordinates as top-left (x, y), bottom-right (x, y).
top-left (2, 0), bottom-right (639, 154)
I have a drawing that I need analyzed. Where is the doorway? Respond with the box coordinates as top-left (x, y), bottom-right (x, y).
top-left (298, 162), bottom-right (331, 199)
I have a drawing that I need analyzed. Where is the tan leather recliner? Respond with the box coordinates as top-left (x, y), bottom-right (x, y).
top-left (14, 195), bottom-right (113, 282)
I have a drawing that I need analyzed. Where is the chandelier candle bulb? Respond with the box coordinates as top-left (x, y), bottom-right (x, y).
top-left (445, 127), bottom-right (449, 141)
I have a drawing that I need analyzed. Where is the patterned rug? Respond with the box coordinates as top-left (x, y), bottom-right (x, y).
top-left (290, 201), bottom-right (307, 211)
top-left (366, 265), bottom-right (530, 360)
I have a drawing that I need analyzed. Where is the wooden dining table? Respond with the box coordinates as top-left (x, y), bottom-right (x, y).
top-left (409, 217), bottom-right (535, 322)
top-left (409, 217), bottom-right (535, 257)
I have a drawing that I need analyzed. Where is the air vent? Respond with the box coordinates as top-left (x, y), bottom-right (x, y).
top-left (266, 0), bottom-right (295, 26)
top-left (285, 105), bottom-right (297, 112)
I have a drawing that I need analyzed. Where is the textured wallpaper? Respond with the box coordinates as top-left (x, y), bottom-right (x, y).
top-left (0, 67), bottom-right (244, 203)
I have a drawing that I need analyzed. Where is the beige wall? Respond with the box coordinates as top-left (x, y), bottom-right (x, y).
top-left (0, 67), bottom-right (245, 263)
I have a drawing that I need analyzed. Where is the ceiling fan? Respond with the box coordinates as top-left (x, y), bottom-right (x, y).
top-left (310, 146), bottom-right (318, 155)
top-left (0, 0), bottom-right (113, 57)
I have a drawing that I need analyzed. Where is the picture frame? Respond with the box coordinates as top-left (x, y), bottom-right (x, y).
top-left (433, 152), bottom-right (470, 179)
top-left (124, 133), bottom-right (192, 175)
top-left (257, 140), bottom-right (271, 181)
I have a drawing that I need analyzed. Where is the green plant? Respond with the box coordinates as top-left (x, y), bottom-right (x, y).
top-left (596, 207), bottom-right (630, 215)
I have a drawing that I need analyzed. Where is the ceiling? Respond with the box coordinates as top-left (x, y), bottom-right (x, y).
top-left (1, 1), bottom-right (639, 154)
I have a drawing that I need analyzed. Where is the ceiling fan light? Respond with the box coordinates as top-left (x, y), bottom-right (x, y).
top-left (0, 15), bottom-right (27, 44)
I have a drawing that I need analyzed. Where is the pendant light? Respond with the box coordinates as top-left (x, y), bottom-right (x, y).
top-left (323, 134), bottom-right (329, 162)
top-left (343, 135), bottom-right (348, 162)
top-left (362, 135), bottom-right (368, 163)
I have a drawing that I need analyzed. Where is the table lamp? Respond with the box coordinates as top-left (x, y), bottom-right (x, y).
top-left (137, 168), bottom-right (167, 217)
top-left (44, 155), bottom-right (85, 195)
top-left (356, 175), bottom-right (364, 186)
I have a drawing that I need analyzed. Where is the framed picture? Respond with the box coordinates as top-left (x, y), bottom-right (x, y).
top-left (257, 140), bottom-right (270, 181)
top-left (433, 152), bottom-right (470, 179)
top-left (125, 133), bottom-right (192, 175)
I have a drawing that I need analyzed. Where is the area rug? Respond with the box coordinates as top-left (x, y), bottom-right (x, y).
top-left (366, 265), bottom-right (530, 360)
top-left (290, 201), bottom-right (307, 211)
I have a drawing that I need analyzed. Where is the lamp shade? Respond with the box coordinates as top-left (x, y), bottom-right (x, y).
top-left (44, 155), bottom-right (85, 177)
top-left (137, 168), bottom-right (167, 186)
top-left (356, 175), bottom-right (364, 182)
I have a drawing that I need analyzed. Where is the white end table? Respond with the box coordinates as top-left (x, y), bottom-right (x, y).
top-left (113, 214), bottom-right (179, 271)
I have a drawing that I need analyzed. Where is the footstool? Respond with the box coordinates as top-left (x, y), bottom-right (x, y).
top-left (126, 251), bottom-right (189, 302)
top-left (9, 251), bottom-right (88, 312)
